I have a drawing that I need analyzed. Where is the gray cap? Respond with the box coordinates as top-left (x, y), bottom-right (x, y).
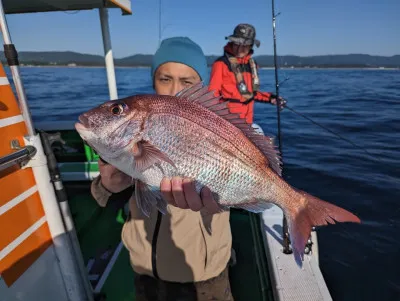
top-left (225, 23), bottom-right (260, 48)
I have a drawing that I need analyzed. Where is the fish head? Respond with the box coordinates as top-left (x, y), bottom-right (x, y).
top-left (75, 96), bottom-right (146, 161)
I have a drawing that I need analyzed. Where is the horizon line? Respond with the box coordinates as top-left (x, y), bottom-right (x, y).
top-left (4, 50), bottom-right (399, 59)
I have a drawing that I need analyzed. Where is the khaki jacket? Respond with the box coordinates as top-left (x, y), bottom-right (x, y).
top-left (91, 176), bottom-right (232, 283)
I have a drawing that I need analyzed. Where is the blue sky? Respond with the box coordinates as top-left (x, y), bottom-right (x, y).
top-left (2, 0), bottom-right (399, 58)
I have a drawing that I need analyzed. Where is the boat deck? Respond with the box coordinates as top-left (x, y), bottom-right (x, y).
top-left (261, 205), bottom-right (332, 301)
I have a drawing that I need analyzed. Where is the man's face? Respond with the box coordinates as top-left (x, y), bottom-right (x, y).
top-left (232, 43), bottom-right (251, 58)
top-left (154, 62), bottom-right (201, 96)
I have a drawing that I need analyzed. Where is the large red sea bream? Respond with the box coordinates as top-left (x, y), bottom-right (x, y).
top-left (75, 83), bottom-right (361, 264)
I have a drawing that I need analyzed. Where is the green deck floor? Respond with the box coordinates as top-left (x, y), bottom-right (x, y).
top-left (65, 181), bottom-right (274, 301)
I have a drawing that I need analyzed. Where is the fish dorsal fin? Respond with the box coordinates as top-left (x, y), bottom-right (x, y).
top-left (176, 83), bottom-right (282, 176)
top-left (175, 82), bottom-right (204, 98)
top-left (176, 82), bottom-right (217, 104)
top-left (222, 112), bottom-right (282, 176)
top-left (241, 126), bottom-right (282, 176)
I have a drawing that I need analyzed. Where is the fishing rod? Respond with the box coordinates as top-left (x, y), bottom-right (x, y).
top-left (271, 0), bottom-right (282, 154)
top-left (284, 105), bottom-right (389, 165)
top-left (270, 0), bottom-right (292, 255)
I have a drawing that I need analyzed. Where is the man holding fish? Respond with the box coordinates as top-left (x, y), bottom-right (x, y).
top-left (90, 37), bottom-right (236, 300)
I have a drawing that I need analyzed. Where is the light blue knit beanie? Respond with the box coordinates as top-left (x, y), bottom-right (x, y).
top-left (151, 37), bottom-right (209, 84)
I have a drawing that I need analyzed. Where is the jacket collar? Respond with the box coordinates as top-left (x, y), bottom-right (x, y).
top-left (224, 42), bottom-right (254, 64)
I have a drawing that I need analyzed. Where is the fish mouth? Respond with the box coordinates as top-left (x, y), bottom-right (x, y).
top-left (74, 123), bottom-right (96, 149)
top-left (78, 114), bottom-right (90, 127)
top-left (75, 114), bottom-right (92, 133)
top-left (75, 122), bottom-right (88, 132)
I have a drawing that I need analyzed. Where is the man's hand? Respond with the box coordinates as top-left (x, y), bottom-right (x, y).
top-left (270, 95), bottom-right (287, 109)
top-left (98, 159), bottom-right (132, 193)
top-left (254, 91), bottom-right (287, 110)
top-left (160, 177), bottom-right (223, 214)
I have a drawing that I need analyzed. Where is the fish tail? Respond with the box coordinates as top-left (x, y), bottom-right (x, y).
top-left (287, 190), bottom-right (361, 266)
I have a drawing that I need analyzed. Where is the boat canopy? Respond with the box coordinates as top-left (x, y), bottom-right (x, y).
top-left (2, 0), bottom-right (131, 15)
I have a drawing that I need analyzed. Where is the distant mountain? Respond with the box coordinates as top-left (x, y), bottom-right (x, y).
top-left (117, 54), bottom-right (153, 66)
top-left (254, 54), bottom-right (400, 68)
top-left (0, 51), bottom-right (105, 66)
top-left (1, 51), bottom-right (399, 68)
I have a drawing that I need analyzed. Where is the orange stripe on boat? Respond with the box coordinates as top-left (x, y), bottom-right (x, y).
top-left (0, 122), bottom-right (28, 157)
top-left (0, 63), bottom-right (22, 120)
top-left (0, 63), bottom-right (6, 77)
top-left (0, 192), bottom-right (45, 251)
top-left (0, 168), bottom-right (36, 207)
top-left (0, 62), bottom-right (27, 159)
top-left (108, 0), bottom-right (132, 14)
top-left (0, 85), bottom-right (22, 120)
top-left (0, 62), bottom-right (51, 286)
top-left (0, 222), bottom-right (52, 287)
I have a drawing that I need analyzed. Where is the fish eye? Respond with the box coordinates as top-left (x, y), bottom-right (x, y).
top-left (110, 103), bottom-right (126, 115)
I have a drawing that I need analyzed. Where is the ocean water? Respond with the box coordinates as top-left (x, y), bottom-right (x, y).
top-left (8, 66), bottom-right (400, 301)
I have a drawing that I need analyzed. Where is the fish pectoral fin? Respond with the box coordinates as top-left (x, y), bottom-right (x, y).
top-left (133, 140), bottom-right (176, 172)
top-left (134, 179), bottom-right (168, 217)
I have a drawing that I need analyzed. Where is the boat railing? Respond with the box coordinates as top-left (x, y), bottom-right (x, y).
top-left (0, 144), bottom-right (37, 172)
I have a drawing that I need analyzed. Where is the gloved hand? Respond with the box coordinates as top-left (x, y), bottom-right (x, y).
top-left (270, 94), bottom-right (287, 110)
top-left (254, 91), bottom-right (287, 110)
top-left (253, 91), bottom-right (272, 102)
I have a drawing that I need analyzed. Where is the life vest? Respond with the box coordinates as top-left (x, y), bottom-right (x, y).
top-left (224, 54), bottom-right (260, 102)
top-left (209, 43), bottom-right (261, 124)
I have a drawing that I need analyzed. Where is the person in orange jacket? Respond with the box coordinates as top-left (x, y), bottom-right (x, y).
top-left (209, 23), bottom-right (287, 125)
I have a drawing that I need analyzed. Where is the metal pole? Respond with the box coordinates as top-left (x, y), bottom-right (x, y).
top-left (24, 135), bottom-right (90, 301)
top-left (99, 7), bottom-right (118, 100)
top-left (0, 1), bottom-right (35, 136)
top-left (39, 131), bottom-right (95, 301)
top-left (158, 0), bottom-right (162, 46)
top-left (271, 0), bottom-right (292, 255)
top-left (271, 0), bottom-right (282, 153)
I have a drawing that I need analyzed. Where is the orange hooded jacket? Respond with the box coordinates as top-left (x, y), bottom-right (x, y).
top-left (209, 43), bottom-right (273, 124)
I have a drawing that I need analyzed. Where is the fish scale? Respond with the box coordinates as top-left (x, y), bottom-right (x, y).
top-left (142, 113), bottom-right (269, 204)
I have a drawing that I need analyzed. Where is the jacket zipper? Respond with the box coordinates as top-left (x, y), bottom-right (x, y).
top-left (151, 211), bottom-right (162, 279)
